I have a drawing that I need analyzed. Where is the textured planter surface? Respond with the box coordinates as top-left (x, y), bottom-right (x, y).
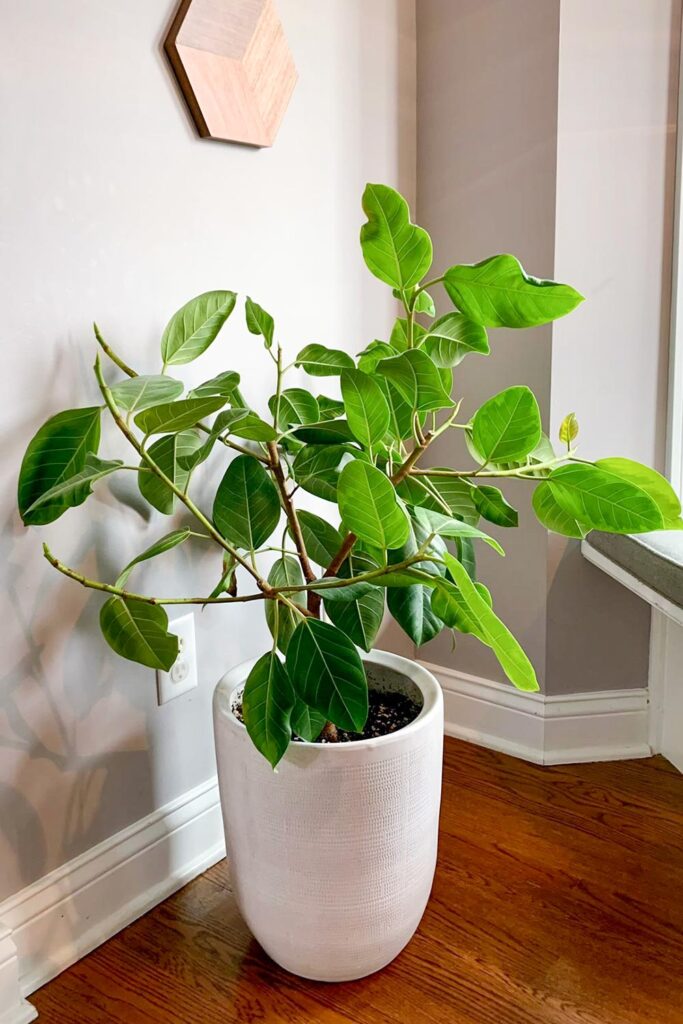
top-left (213, 649), bottom-right (443, 981)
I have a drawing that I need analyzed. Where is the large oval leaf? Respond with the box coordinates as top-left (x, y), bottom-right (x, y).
top-left (135, 395), bottom-right (226, 435)
top-left (286, 618), bottom-right (368, 732)
top-left (470, 484), bottom-right (518, 528)
top-left (189, 371), bottom-right (240, 400)
top-left (377, 349), bottom-right (454, 412)
top-left (443, 255), bottom-right (584, 328)
top-left (547, 463), bottom-right (664, 534)
top-left (360, 183), bottom-right (432, 291)
top-left (110, 375), bottom-right (184, 413)
top-left (291, 699), bottom-right (326, 742)
top-left (294, 343), bottom-right (354, 376)
top-left (387, 519), bottom-right (445, 647)
top-left (269, 389), bottom-right (320, 429)
top-left (100, 597), bottom-right (178, 671)
top-left (245, 297), bottom-right (274, 349)
top-left (424, 313), bottom-right (489, 367)
top-left (161, 290), bottom-right (236, 366)
top-left (139, 430), bottom-right (203, 515)
top-left (595, 458), bottom-right (682, 528)
top-left (213, 454), bottom-right (280, 550)
top-left (337, 460), bottom-right (410, 549)
top-left (532, 481), bottom-right (589, 539)
top-left (291, 444), bottom-right (361, 501)
top-left (213, 409), bottom-right (277, 442)
top-left (376, 378), bottom-right (418, 441)
top-left (357, 341), bottom-right (397, 374)
top-left (292, 420), bottom-right (356, 445)
top-left (324, 552), bottom-right (384, 652)
top-left (18, 407), bottom-right (102, 526)
top-left (472, 386), bottom-right (542, 464)
top-left (295, 511), bottom-right (343, 568)
top-left (24, 454), bottom-right (122, 516)
top-left (242, 652), bottom-right (295, 768)
top-left (341, 368), bottom-right (390, 448)
top-left (265, 557), bottom-right (306, 654)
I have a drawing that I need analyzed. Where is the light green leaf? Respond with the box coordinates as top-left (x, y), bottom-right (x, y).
top-left (189, 371), bottom-right (240, 400)
top-left (376, 378), bottom-right (418, 441)
top-left (324, 552), bottom-right (384, 653)
top-left (414, 507), bottom-right (505, 555)
top-left (135, 396), bottom-right (226, 435)
top-left (138, 430), bottom-right (203, 515)
top-left (291, 699), bottom-right (326, 742)
top-left (24, 454), bottom-right (122, 515)
top-left (286, 618), bottom-right (368, 731)
top-left (245, 297), bottom-right (274, 349)
top-left (357, 340), bottom-right (397, 374)
top-left (213, 454), bottom-right (281, 549)
top-left (360, 183), bottom-right (432, 291)
top-left (115, 528), bottom-right (192, 589)
top-left (595, 458), bottom-right (681, 527)
top-left (213, 408), bottom-right (277, 442)
top-left (397, 472), bottom-right (479, 524)
top-left (18, 407), bottom-right (101, 526)
top-left (472, 386), bottom-right (542, 463)
top-left (265, 557), bottom-right (305, 654)
top-left (377, 349), bottom-right (454, 412)
top-left (295, 511), bottom-right (342, 567)
top-left (532, 481), bottom-right (589, 539)
top-left (242, 652), bottom-right (295, 768)
top-left (338, 460), bottom-right (410, 549)
top-left (432, 578), bottom-right (492, 635)
top-left (341, 368), bottom-right (390, 448)
top-left (161, 290), bottom-right (236, 366)
top-left (559, 412), bottom-right (579, 447)
top-left (470, 484), bottom-right (518, 528)
top-left (100, 597), bottom-right (178, 671)
top-left (111, 375), bottom-right (183, 413)
top-left (316, 395), bottom-right (345, 421)
top-left (548, 463), bottom-right (664, 534)
top-left (294, 343), bottom-right (354, 376)
top-left (269, 388), bottom-right (319, 430)
top-left (423, 313), bottom-right (489, 367)
top-left (291, 444), bottom-right (362, 502)
top-left (444, 254), bottom-right (584, 328)
top-left (390, 317), bottom-right (427, 352)
top-left (413, 289), bottom-right (436, 316)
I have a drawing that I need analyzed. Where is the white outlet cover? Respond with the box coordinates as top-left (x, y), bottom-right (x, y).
top-left (156, 612), bottom-right (198, 705)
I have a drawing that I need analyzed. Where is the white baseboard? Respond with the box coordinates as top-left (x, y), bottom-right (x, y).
top-left (422, 660), bottom-right (651, 765)
top-left (0, 776), bottom-right (225, 1022)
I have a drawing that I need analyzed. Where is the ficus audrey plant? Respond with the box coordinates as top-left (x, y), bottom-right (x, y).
top-left (18, 184), bottom-right (681, 767)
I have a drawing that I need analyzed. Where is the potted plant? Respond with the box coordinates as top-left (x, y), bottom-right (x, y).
top-left (18, 184), bottom-right (680, 981)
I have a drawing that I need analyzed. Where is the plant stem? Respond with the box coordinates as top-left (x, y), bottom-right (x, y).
top-left (93, 323), bottom-right (137, 378)
top-left (268, 441), bottom-right (316, 590)
top-left (410, 454), bottom-right (568, 479)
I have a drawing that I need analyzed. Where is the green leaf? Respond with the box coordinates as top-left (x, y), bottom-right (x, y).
top-left (24, 454), bottom-right (122, 515)
top-left (340, 368), bottom-right (390, 448)
top-left (292, 420), bottom-right (356, 445)
top-left (397, 473), bottom-right (479, 524)
top-left (595, 458), bottom-right (681, 528)
top-left (111, 375), bottom-right (184, 413)
top-left (443, 254), bottom-right (584, 328)
top-left (547, 463), bottom-right (664, 534)
top-left (312, 578), bottom-right (376, 602)
top-left (294, 343), bottom-right (354, 376)
top-left (295, 511), bottom-right (342, 567)
top-left (370, 568), bottom-right (440, 589)
top-left (390, 318), bottom-right (427, 352)
top-left (269, 389), bottom-right (320, 429)
top-left (242, 653), bottom-right (295, 768)
top-left (115, 528), bottom-right (192, 588)
top-left (472, 386), bottom-right (542, 463)
top-left (189, 371), bottom-right (241, 400)
top-left (161, 290), bottom-right (236, 366)
top-left (324, 552), bottom-right (384, 652)
top-left (376, 378), bottom-right (418, 441)
top-left (138, 430), bottom-right (203, 515)
top-left (436, 554), bottom-right (539, 691)
top-left (455, 536), bottom-right (477, 580)
top-left (245, 296), bottom-right (274, 349)
top-left (213, 409), bottom-right (277, 442)
top-left (470, 485), bottom-right (518, 528)
top-left (387, 519), bottom-right (445, 646)
top-left (414, 507), bottom-right (505, 555)
top-left (291, 699), bottom-right (326, 742)
top-left (357, 340), bottom-right (397, 374)
top-left (100, 597), bottom-right (178, 671)
top-left (18, 407), bottom-right (102, 526)
top-left (432, 578), bottom-right (492, 635)
top-left (413, 289), bottom-right (436, 316)
top-left (316, 396), bottom-right (346, 421)
top-left (338, 461), bottom-right (410, 549)
top-left (532, 481), bottom-right (589, 539)
top-left (423, 313), bottom-right (489, 367)
top-left (360, 183), bottom-right (432, 291)
top-left (377, 349), bottom-right (454, 412)
top-left (265, 557), bottom-right (305, 654)
top-left (291, 444), bottom-right (362, 502)
top-left (559, 412), bottom-right (579, 447)
top-left (135, 396), bottom-right (226, 435)
top-left (286, 619), bottom-right (368, 732)
top-left (213, 455), bottom-right (280, 550)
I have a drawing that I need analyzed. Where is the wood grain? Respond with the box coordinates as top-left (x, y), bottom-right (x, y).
top-left (32, 738), bottom-right (683, 1023)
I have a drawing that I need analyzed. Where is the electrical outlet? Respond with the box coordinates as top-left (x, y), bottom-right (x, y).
top-left (156, 612), bottom-right (198, 705)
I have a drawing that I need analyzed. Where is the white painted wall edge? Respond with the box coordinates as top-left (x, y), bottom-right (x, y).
top-left (581, 541), bottom-right (683, 627)
top-left (0, 776), bottom-right (225, 1022)
top-left (422, 660), bottom-right (651, 766)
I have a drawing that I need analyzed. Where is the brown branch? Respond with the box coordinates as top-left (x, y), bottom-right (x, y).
top-left (266, 442), bottom-right (318, 613)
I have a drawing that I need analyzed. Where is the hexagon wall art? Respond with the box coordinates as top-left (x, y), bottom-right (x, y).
top-left (164, 0), bottom-right (298, 147)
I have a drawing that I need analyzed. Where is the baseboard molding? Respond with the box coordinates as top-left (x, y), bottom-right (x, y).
top-left (422, 660), bottom-right (651, 766)
top-left (0, 776), bottom-right (225, 1022)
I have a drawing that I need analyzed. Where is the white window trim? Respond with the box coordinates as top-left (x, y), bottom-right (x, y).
top-left (667, 16), bottom-right (683, 497)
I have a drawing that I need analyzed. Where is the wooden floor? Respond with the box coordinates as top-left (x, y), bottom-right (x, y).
top-left (33, 737), bottom-right (683, 1024)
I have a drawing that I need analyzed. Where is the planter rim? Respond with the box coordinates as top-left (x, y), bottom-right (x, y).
top-left (214, 647), bottom-right (442, 754)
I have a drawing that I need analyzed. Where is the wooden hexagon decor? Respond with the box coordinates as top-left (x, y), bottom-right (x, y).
top-left (164, 0), bottom-right (298, 148)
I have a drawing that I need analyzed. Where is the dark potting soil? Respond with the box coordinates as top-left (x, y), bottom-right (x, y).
top-left (232, 688), bottom-right (421, 743)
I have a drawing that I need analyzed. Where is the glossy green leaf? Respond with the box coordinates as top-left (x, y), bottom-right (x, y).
top-left (376, 378), bottom-right (418, 441)
top-left (471, 386), bottom-right (542, 464)
top-left (377, 349), bottom-right (454, 412)
top-left (387, 519), bottom-right (445, 646)
top-left (291, 699), bottom-right (326, 742)
top-left (110, 375), bottom-right (183, 413)
top-left (161, 290), bottom-right (236, 366)
top-left (286, 618), bottom-right (368, 732)
top-left (432, 578), bottom-right (492, 636)
top-left (295, 510), bottom-right (342, 567)
top-left (324, 552), bottom-right (384, 652)
top-left (269, 389), bottom-right (320, 429)
top-left (532, 481), bottom-right (589, 539)
top-left (547, 463), bottom-right (664, 534)
top-left (595, 458), bottom-right (681, 528)
top-left (390, 318), bottom-right (427, 352)
top-left (414, 507), bottom-right (505, 555)
top-left (100, 597), bottom-right (178, 671)
top-left (213, 454), bottom-right (281, 549)
top-left (357, 340), bottom-right (397, 374)
top-left (316, 396), bottom-right (346, 421)
top-left (340, 368), bottom-right (390, 448)
top-left (294, 343), bottom-right (354, 376)
top-left (397, 472), bottom-right (479, 524)
top-left (135, 396), bottom-right (225, 435)
top-left (189, 371), bottom-right (240, 400)
top-left (291, 444), bottom-right (361, 502)
top-left (115, 528), bottom-right (192, 589)
top-left (138, 430), bottom-right (203, 515)
top-left (265, 557), bottom-right (306, 654)
top-left (455, 535), bottom-right (477, 580)
top-left (360, 183), bottom-right (432, 291)
top-left (292, 420), bottom-right (356, 445)
top-left (245, 297), bottom-right (274, 349)
top-left (443, 254), bottom-right (584, 328)
top-left (337, 460), bottom-right (410, 549)
top-left (436, 554), bottom-right (539, 691)
top-left (423, 313), bottom-right (489, 367)
top-left (242, 652), bottom-right (295, 768)
top-left (18, 407), bottom-right (101, 525)
top-left (470, 484), bottom-right (518, 528)
top-left (24, 454), bottom-right (122, 515)
top-left (213, 409), bottom-right (277, 442)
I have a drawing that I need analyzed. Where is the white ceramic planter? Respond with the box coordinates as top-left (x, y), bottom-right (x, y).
top-left (213, 649), bottom-right (443, 982)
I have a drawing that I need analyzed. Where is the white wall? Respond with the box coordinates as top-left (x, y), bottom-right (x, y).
top-left (0, 0), bottom-right (416, 901)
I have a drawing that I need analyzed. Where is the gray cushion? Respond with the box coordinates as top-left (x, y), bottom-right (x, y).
top-left (586, 531), bottom-right (683, 610)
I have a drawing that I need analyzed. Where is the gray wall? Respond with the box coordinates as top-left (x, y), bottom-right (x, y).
top-left (0, 0), bottom-right (415, 901)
